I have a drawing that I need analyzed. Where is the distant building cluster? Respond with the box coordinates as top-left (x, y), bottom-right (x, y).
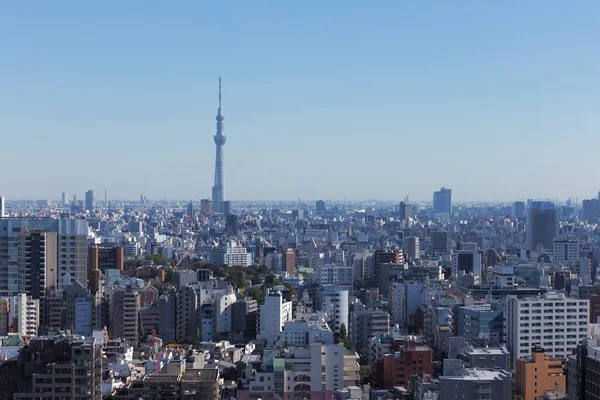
top-left (1, 79), bottom-right (600, 399)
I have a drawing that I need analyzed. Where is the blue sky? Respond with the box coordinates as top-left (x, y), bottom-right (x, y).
top-left (1, 1), bottom-right (599, 202)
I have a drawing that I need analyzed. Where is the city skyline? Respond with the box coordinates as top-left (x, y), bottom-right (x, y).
top-left (2, 2), bottom-right (600, 201)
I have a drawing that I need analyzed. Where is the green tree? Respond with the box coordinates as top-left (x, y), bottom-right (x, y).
top-left (147, 254), bottom-right (169, 265)
top-left (247, 287), bottom-right (265, 304)
top-left (339, 323), bottom-right (347, 340)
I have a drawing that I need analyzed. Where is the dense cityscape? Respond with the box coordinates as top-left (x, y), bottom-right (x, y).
top-left (1, 77), bottom-right (600, 400)
top-left (3, 2), bottom-right (600, 399)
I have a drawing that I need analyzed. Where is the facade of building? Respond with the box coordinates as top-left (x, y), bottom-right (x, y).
top-left (381, 343), bottom-right (433, 390)
top-left (405, 236), bottom-right (420, 260)
top-left (526, 201), bottom-right (558, 251)
top-left (210, 241), bottom-right (252, 267)
top-left (553, 239), bottom-right (579, 264)
top-left (433, 187), bottom-right (452, 217)
top-left (0, 218), bottom-right (89, 296)
top-left (507, 292), bottom-right (589, 362)
top-left (259, 291), bottom-right (292, 346)
top-left (456, 303), bottom-right (505, 344)
top-left (439, 367), bottom-right (512, 400)
top-left (515, 347), bottom-right (565, 400)
top-left (111, 287), bottom-right (140, 345)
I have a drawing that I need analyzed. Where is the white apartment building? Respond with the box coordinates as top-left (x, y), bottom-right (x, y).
top-left (553, 239), bottom-right (579, 263)
top-left (215, 286), bottom-right (236, 335)
top-left (16, 293), bottom-right (39, 337)
top-left (507, 292), bottom-right (589, 363)
top-left (242, 344), bottom-right (360, 399)
top-left (317, 264), bottom-right (353, 287)
top-left (320, 284), bottom-right (349, 333)
top-left (210, 241), bottom-right (253, 267)
top-left (275, 317), bottom-right (334, 348)
top-left (258, 291), bottom-right (292, 347)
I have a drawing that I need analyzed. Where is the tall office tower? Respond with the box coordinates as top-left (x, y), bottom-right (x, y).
top-left (211, 77), bottom-right (226, 214)
top-left (431, 230), bottom-right (449, 255)
top-left (316, 200), bottom-right (326, 212)
top-left (72, 194), bottom-right (77, 203)
top-left (526, 201), bottom-right (558, 251)
top-left (223, 200), bottom-right (231, 216)
top-left (110, 287), bottom-right (140, 346)
top-left (0, 196), bottom-right (5, 218)
top-left (139, 193), bottom-right (145, 206)
top-left (200, 199), bottom-right (213, 215)
top-left (582, 198), bottom-right (599, 222)
top-left (433, 187), bottom-right (452, 217)
top-left (405, 236), bottom-right (420, 260)
top-left (61, 192), bottom-right (69, 205)
top-left (0, 219), bottom-right (88, 296)
top-left (513, 201), bottom-right (525, 218)
top-left (187, 201), bottom-right (194, 222)
top-left (85, 189), bottom-right (95, 211)
top-left (399, 200), bottom-right (412, 221)
top-left (225, 214), bottom-right (239, 237)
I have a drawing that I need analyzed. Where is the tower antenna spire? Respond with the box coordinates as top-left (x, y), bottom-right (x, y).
top-left (218, 77), bottom-right (222, 109)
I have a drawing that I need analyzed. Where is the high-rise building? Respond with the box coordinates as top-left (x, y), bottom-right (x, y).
top-left (222, 200), bottom-right (231, 216)
top-left (526, 201), bottom-right (558, 251)
top-left (200, 199), bottom-right (213, 215)
top-left (187, 201), bottom-right (194, 222)
top-left (284, 250), bottom-right (296, 275)
top-left (582, 198), bottom-right (599, 222)
top-left (433, 187), bottom-right (452, 217)
top-left (225, 214), bottom-right (239, 237)
top-left (61, 192), bottom-right (69, 205)
top-left (111, 287), bottom-right (140, 346)
top-left (513, 201), bottom-right (526, 218)
top-left (18, 230), bottom-right (58, 299)
top-left (316, 200), bottom-right (326, 212)
top-left (158, 293), bottom-right (176, 342)
top-left (211, 77), bottom-right (226, 214)
top-left (405, 236), bottom-right (420, 260)
top-left (176, 285), bottom-right (198, 343)
top-left (567, 338), bottom-right (600, 400)
top-left (431, 230), bottom-right (449, 255)
top-left (85, 190), bottom-right (95, 211)
top-left (398, 200), bottom-right (412, 221)
top-left (507, 292), bottom-right (589, 363)
top-left (320, 284), bottom-right (349, 333)
top-left (0, 196), bottom-right (5, 218)
top-left (15, 293), bottom-right (40, 337)
top-left (0, 218), bottom-right (88, 296)
top-left (231, 298), bottom-right (258, 342)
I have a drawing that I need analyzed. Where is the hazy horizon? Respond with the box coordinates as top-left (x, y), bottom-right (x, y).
top-left (2, 2), bottom-right (599, 201)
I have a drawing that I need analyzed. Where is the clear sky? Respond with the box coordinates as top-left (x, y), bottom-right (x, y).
top-left (1, 1), bottom-right (599, 202)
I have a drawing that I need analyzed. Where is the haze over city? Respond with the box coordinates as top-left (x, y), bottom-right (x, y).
top-left (1, 2), bottom-right (599, 201)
